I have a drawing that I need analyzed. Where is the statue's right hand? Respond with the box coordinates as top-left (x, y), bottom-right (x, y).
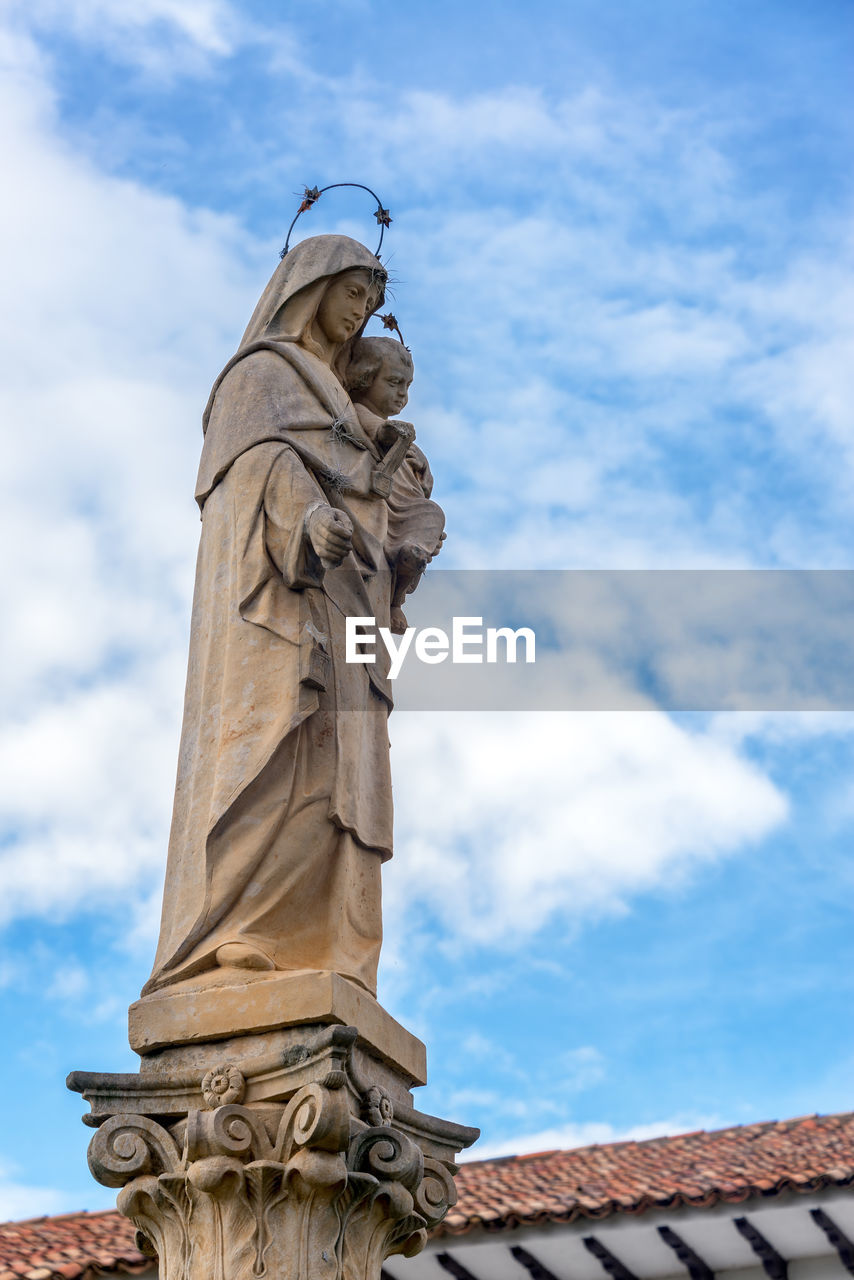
top-left (308, 506), bottom-right (353, 567)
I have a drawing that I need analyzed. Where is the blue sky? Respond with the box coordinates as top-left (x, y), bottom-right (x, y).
top-left (0, 0), bottom-right (853, 1220)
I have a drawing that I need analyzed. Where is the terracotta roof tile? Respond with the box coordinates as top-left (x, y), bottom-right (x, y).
top-left (0, 1211), bottom-right (148, 1279)
top-left (440, 1109), bottom-right (854, 1234)
top-left (4, 1110), bottom-right (854, 1267)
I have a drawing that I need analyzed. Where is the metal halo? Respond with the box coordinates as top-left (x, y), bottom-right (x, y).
top-left (281, 183), bottom-right (391, 259)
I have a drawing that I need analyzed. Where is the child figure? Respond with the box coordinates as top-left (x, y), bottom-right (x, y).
top-left (346, 336), bottom-right (445, 631)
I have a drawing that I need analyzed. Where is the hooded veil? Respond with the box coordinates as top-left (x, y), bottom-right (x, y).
top-left (196, 235), bottom-right (386, 506)
top-left (143, 236), bottom-right (395, 999)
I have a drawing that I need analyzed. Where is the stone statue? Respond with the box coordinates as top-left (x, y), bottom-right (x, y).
top-left (69, 225), bottom-right (476, 1280)
top-left (143, 234), bottom-right (443, 1001)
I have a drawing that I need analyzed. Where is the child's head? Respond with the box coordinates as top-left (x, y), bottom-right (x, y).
top-left (346, 337), bottom-right (414, 419)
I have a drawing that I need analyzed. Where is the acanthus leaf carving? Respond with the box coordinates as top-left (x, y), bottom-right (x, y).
top-left (92, 1087), bottom-right (462, 1280)
top-left (118, 1173), bottom-right (190, 1277)
top-left (184, 1156), bottom-right (259, 1280)
top-left (244, 1161), bottom-right (288, 1277)
top-left (334, 1124), bottom-right (429, 1279)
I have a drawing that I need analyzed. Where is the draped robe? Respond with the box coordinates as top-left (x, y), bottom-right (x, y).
top-left (143, 336), bottom-right (399, 998)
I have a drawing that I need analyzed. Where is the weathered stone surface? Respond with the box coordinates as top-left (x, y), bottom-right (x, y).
top-left (70, 1024), bottom-right (477, 1280)
top-left (128, 970), bottom-right (427, 1086)
top-left (71, 1024), bottom-right (434, 1124)
top-left (141, 236), bottom-right (446, 1011)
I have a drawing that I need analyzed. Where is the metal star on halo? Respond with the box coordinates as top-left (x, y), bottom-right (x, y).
top-left (374, 206), bottom-right (392, 227)
top-left (379, 313), bottom-right (407, 345)
top-left (297, 185), bottom-right (321, 214)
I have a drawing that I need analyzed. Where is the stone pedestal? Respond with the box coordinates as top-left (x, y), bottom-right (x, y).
top-left (69, 1006), bottom-right (478, 1279)
top-left (127, 968), bottom-right (427, 1086)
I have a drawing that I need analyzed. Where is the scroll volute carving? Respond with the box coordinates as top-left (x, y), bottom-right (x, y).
top-left (86, 1079), bottom-right (459, 1280)
top-left (88, 1113), bottom-right (182, 1187)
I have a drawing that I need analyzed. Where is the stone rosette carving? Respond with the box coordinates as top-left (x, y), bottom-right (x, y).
top-left (86, 1078), bottom-right (459, 1280)
top-left (363, 1084), bottom-right (394, 1127)
top-left (201, 1064), bottom-right (245, 1108)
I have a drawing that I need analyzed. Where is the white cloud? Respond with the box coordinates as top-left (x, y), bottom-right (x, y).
top-left (710, 710), bottom-right (854, 746)
top-left (10, 7), bottom-right (854, 573)
top-left (0, 19), bottom-right (263, 924)
top-left (384, 712), bottom-right (786, 945)
top-left (11, 0), bottom-right (243, 70)
top-left (401, 199), bottom-right (854, 568)
top-left (562, 1046), bottom-right (606, 1092)
top-left (46, 965), bottom-right (89, 1001)
top-left (439, 1043), bottom-right (606, 1125)
top-left (0, 658), bottom-right (181, 924)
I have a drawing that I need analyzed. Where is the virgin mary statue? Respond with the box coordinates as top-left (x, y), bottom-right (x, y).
top-left (143, 235), bottom-right (422, 1002)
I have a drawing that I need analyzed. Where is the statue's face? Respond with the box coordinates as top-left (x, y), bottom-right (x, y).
top-left (364, 353), bottom-right (413, 419)
top-left (315, 270), bottom-right (373, 345)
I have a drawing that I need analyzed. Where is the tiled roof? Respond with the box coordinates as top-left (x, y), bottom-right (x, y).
top-left (4, 1112), bottom-right (854, 1273)
top-left (441, 1110), bottom-right (854, 1234)
top-left (0, 1210), bottom-right (148, 1280)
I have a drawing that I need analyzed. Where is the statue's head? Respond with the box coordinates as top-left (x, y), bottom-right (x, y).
top-left (238, 235), bottom-right (387, 360)
top-left (346, 337), bottom-right (414, 419)
top-left (313, 270), bottom-right (382, 349)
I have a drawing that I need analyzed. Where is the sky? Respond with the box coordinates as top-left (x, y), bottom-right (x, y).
top-left (0, 0), bottom-right (853, 1221)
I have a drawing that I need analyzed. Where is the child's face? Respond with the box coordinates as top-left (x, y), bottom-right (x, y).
top-left (365, 353), bottom-right (413, 419)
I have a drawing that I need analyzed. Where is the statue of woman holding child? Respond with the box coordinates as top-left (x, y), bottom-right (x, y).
top-left (143, 231), bottom-right (443, 1002)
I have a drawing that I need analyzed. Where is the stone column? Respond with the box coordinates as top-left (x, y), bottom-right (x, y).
top-left (69, 992), bottom-right (478, 1280)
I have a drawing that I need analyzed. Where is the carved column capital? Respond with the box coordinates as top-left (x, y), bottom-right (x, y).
top-left (87, 1080), bottom-right (459, 1280)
